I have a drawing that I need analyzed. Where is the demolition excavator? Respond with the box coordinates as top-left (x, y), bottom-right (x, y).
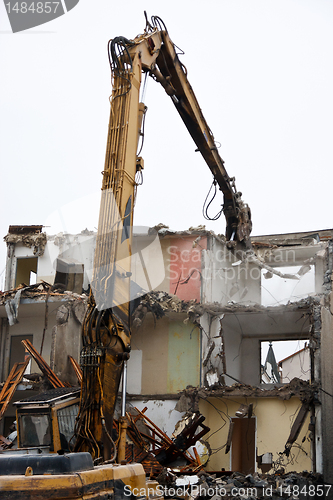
top-left (0, 14), bottom-right (251, 499)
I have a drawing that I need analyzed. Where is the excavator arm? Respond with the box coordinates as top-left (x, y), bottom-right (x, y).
top-left (74, 15), bottom-right (252, 464)
top-left (128, 15), bottom-right (252, 245)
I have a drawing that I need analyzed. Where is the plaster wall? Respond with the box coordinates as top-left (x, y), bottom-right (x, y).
top-left (240, 338), bottom-right (260, 385)
top-left (132, 314), bottom-right (200, 395)
top-left (166, 236), bottom-right (206, 302)
top-left (127, 233), bottom-right (206, 301)
top-left (202, 237), bottom-right (261, 306)
top-left (199, 397), bottom-right (311, 474)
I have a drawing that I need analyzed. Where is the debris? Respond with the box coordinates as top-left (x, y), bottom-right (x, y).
top-left (202, 340), bottom-right (215, 367)
top-left (0, 281), bottom-right (88, 307)
top-left (4, 225), bottom-right (46, 256)
top-left (298, 264), bottom-right (312, 276)
top-left (122, 408), bottom-right (209, 474)
top-left (21, 339), bottom-right (68, 389)
top-left (4, 288), bottom-right (23, 325)
top-left (285, 401), bottom-right (310, 455)
top-left (205, 368), bottom-right (219, 387)
top-left (0, 435), bottom-right (12, 451)
top-left (0, 359), bottom-right (29, 420)
top-left (155, 469), bottom-right (324, 500)
top-left (148, 223), bottom-right (169, 235)
top-left (69, 355), bottom-right (83, 384)
top-left (235, 403), bottom-right (253, 418)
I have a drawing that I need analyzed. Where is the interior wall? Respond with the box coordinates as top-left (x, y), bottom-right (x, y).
top-left (128, 399), bottom-right (184, 437)
top-left (202, 237), bottom-right (261, 306)
top-left (1, 304), bottom-right (58, 378)
top-left (240, 338), bottom-right (260, 385)
top-left (15, 257), bottom-right (38, 287)
top-left (199, 397), bottom-right (311, 473)
top-left (223, 321), bottom-right (243, 385)
top-left (39, 233), bottom-right (95, 290)
top-left (132, 314), bottom-right (200, 395)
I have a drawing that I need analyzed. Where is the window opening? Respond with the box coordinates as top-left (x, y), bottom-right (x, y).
top-left (261, 340), bottom-right (310, 384)
top-left (15, 257), bottom-right (38, 287)
top-left (261, 265), bottom-right (315, 306)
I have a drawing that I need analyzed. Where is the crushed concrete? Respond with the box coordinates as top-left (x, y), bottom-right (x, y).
top-left (179, 377), bottom-right (317, 403)
top-left (0, 281), bottom-right (88, 306)
top-left (132, 290), bottom-right (320, 330)
top-left (156, 469), bottom-right (326, 499)
top-left (4, 231), bottom-right (47, 256)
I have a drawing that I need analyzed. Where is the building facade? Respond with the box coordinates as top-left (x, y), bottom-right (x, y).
top-left (1, 225), bottom-right (333, 481)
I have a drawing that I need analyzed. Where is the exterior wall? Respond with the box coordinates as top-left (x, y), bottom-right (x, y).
top-left (279, 348), bottom-right (310, 383)
top-left (131, 314), bottom-right (200, 395)
top-left (199, 397), bottom-right (312, 474)
top-left (320, 301), bottom-right (333, 483)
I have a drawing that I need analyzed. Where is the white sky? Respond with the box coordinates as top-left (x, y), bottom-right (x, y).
top-left (1, 0), bottom-right (332, 285)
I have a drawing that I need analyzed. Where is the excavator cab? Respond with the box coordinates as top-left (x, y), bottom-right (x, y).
top-left (14, 387), bottom-right (80, 453)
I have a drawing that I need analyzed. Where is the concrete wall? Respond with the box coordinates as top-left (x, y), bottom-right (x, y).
top-left (51, 299), bottom-right (86, 386)
top-left (320, 301), bottom-right (333, 483)
top-left (200, 397), bottom-right (312, 474)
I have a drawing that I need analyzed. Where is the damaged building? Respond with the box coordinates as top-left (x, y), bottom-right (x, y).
top-left (1, 224), bottom-right (333, 486)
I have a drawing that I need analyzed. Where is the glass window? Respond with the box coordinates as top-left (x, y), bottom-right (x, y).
top-left (57, 403), bottom-right (79, 450)
top-left (20, 413), bottom-right (51, 448)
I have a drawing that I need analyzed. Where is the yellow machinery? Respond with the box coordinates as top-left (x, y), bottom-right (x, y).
top-left (0, 14), bottom-right (251, 499)
top-left (73, 13), bottom-right (251, 466)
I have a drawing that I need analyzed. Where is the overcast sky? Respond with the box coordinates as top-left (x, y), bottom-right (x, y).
top-left (0, 0), bottom-right (332, 285)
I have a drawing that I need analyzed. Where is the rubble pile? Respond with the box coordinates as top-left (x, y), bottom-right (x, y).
top-left (179, 377), bottom-right (317, 402)
top-left (156, 469), bottom-right (325, 499)
top-left (132, 291), bottom-right (198, 328)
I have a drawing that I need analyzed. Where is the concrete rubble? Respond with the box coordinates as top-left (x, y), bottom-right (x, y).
top-left (155, 468), bottom-right (325, 500)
